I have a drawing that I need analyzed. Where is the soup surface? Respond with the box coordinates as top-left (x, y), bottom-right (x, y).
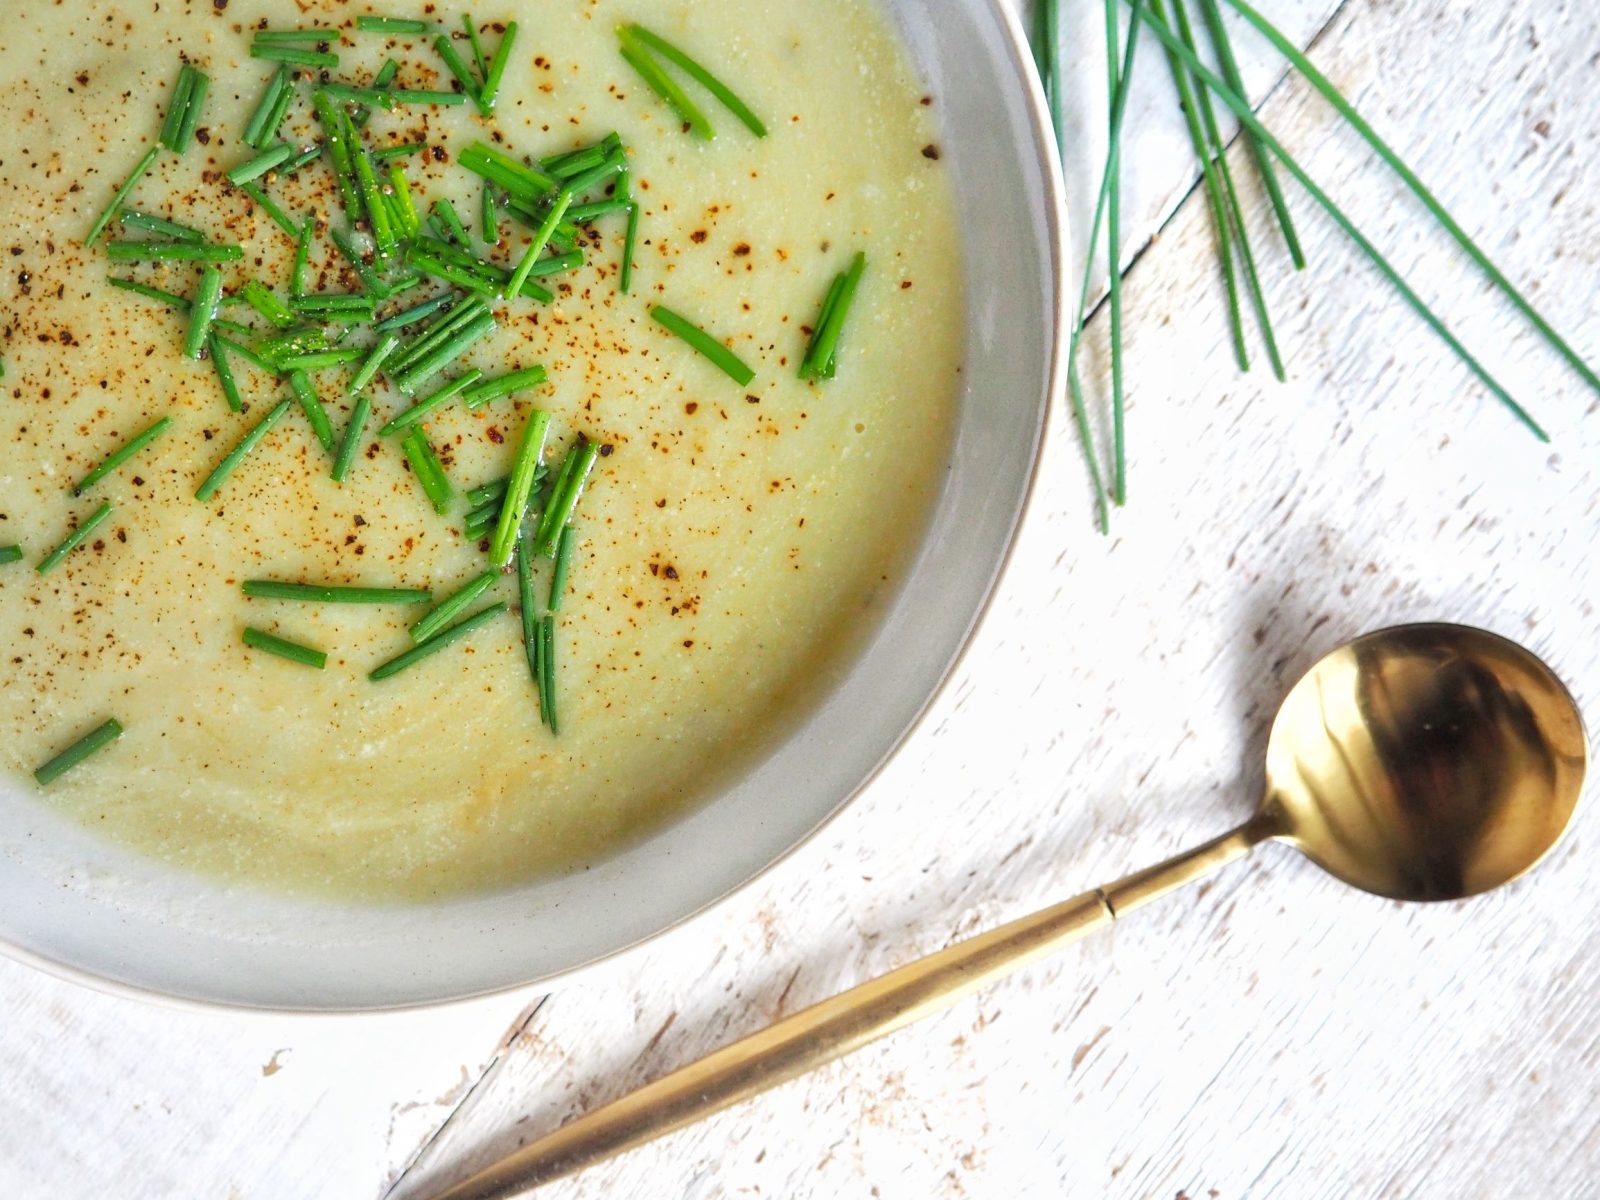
top-left (0, 0), bottom-right (962, 899)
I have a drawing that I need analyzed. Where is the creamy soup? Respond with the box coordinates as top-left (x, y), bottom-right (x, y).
top-left (0, 0), bottom-right (962, 900)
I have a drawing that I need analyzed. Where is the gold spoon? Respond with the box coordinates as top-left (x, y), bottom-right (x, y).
top-left (429, 623), bottom-right (1588, 1200)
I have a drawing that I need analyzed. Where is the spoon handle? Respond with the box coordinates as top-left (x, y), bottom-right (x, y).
top-left (428, 823), bottom-right (1264, 1200)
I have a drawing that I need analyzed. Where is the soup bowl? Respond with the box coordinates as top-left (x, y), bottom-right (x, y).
top-left (0, 0), bottom-right (1066, 1011)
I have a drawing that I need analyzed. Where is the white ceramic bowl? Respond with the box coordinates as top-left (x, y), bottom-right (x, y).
top-left (0, 0), bottom-right (1066, 1011)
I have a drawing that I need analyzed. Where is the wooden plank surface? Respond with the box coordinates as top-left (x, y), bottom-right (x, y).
top-left (6, 1), bottom-right (1600, 1198)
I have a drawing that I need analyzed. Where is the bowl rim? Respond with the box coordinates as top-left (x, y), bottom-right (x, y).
top-left (0, 0), bottom-right (1072, 1017)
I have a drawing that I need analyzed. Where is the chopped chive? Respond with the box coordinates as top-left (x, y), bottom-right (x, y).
top-left (620, 25), bottom-right (766, 138)
top-left (282, 348), bottom-right (365, 372)
top-left (225, 142), bottom-right (296, 186)
top-left (463, 15), bottom-right (489, 78)
top-left (353, 146), bottom-right (395, 260)
top-left (109, 276), bottom-right (191, 309)
top-left (463, 505), bottom-right (500, 538)
top-left (411, 568), bottom-right (498, 643)
top-left (257, 325), bottom-right (329, 365)
top-left (348, 333), bottom-right (400, 396)
top-left (328, 227), bottom-right (389, 296)
top-left (257, 74), bottom-right (299, 150)
top-left (75, 417), bottom-right (172, 494)
top-left (0, 545), bottom-right (22, 565)
top-left (400, 428), bottom-right (454, 513)
top-left (194, 397), bottom-right (293, 502)
top-left (184, 267), bottom-right (224, 361)
top-left (565, 197), bottom-right (632, 222)
top-left (209, 333), bottom-right (243, 412)
top-left (313, 94), bottom-right (364, 227)
top-left (378, 368), bottom-right (483, 436)
top-left (292, 293), bottom-right (376, 317)
top-left (288, 371), bottom-right (335, 451)
top-left (1130, 1), bottom-right (1548, 438)
top-left (388, 165), bottom-right (421, 238)
top-left (391, 309), bottom-right (497, 394)
top-left (243, 580), bottom-right (432, 604)
top-left (800, 252), bottom-right (867, 380)
top-left (119, 208), bottom-right (204, 242)
top-left (241, 280), bottom-right (299, 328)
top-left (468, 478), bottom-right (508, 507)
top-left (106, 240), bottom-right (243, 263)
top-left (312, 92), bottom-right (363, 225)
top-left (243, 67), bottom-right (290, 148)
top-left (620, 199), bottom-right (639, 294)
top-left (369, 602), bottom-right (506, 682)
top-left (651, 305), bottom-right (755, 386)
top-left (238, 182), bottom-right (303, 239)
top-left (505, 191), bottom-right (573, 300)
top-left (252, 44), bottom-right (340, 69)
top-left (463, 365), bottom-right (547, 409)
top-left (36, 502), bottom-right (113, 575)
top-left (542, 141), bottom-right (610, 179)
top-left (332, 392), bottom-right (372, 484)
top-left (242, 627), bottom-right (327, 669)
top-left (159, 63), bottom-right (198, 152)
top-left (515, 530), bottom-right (541, 714)
top-left (540, 614), bottom-right (557, 732)
top-left (517, 250), bottom-right (583, 279)
top-left (479, 20), bottom-right (519, 114)
top-left (374, 292), bottom-right (454, 332)
top-left (373, 141), bottom-right (426, 162)
top-left (391, 297), bottom-right (485, 373)
top-left (356, 16), bottom-right (434, 34)
top-left (407, 246), bottom-right (499, 297)
top-left (482, 181), bottom-right (501, 246)
top-left (175, 69), bottom-right (210, 153)
top-left (458, 142), bottom-right (558, 204)
top-left (533, 436), bottom-right (599, 557)
top-left (487, 409), bottom-right (553, 567)
top-left (432, 33), bottom-right (482, 102)
top-left (292, 219), bottom-right (313, 297)
top-left (320, 83), bottom-right (471, 108)
top-left (619, 41), bottom-right (713, 140)
top-left (86, 145), bottom-right (161, 248)
top-left (430, 198), bottom-right (470, 247)
top-left (33, 719), bottom-right (123, 786)
top-left (251, 28), bottom-right (337, 44)
top-left (353, 58), bottom-right (402, 129)
top-left (213, 334), bottom-right (279, 375)
top-left (547, 523), bottom-right (575, 611)
top-left (1197, 0), bottom-right (1304, 269)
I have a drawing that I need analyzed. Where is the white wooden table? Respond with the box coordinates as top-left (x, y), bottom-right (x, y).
top-left (7, 2), bottom-right (1600, 1196)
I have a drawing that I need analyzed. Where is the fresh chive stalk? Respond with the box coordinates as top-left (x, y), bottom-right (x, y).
top-left (373, 141), bottom-right (427, 162)
top-left (110, 277), bottom-right (190, 309)
top-left (352, 58), bottom-right (401, 129)
top-left (292, 219), bottom-right (313, 296)
top-left (458, 142), bottom-right (558, 204)
top-left (379, 368), bottom-right (483, 435)
top-left (353, 146), bottom-right (395, 260)
top-left (619, 174), bottom-right (640, 294)
top-left (619, 24), bottom-right (766, 138)
top-left (391, 310), bottom-right (497, 394)
top-left (410, 568), bottom-right (498, 643)
top-left (241, 280), bottom-right (299, 328)
top-left (401, 428), bottom-right (454, 513)
top-left (238, 182), bottom-right (302, 240)
top-left (463, 365), bottom-right (547, 409)
top-left (540, 614), bottom-right (557, 732)
top-left (75, 417), bottom-right (173, 494)
top-left (515, 530), bottom-right (542, 717)
top-left (468, 477), bottom-right (508, 507)
top-left (548, 524), bottom-right (575, 611)
top-left (213, 334), bottom-right (279, 375)
top-left (432, 33), bottom-right (482, 102)
top-left (533, 436), bottom-right (599, 557)
top-left (209, 333), bottom-right (244, 412)
top-left (251, 44), bottom-right (340, 69)
top-left (36, 503), bottom-right (113, 575)
top-left (243, 67), bottom-right (290, 148)
top-left (243, 580), bottom-right (433, 604)
top-left (479, 20), bottom-right (519, 114)
top-left (281, 348), bottom-right (365, 371)
top-left (86, 146), bottom-right (161, 248)
top-left (119, 209), bottom-right (204, 242)
top-left (332, 393), bottom-right (372, 484)
top-left (159, 64), bottom-right (198, 151)
top-left (505, 191), bottom-right (573, 300)
top-left (482, 181), bottom-right (501, 246)
top-left (463, 15), bottom-right (489, 77)
top-left (349, 332), bottom-right (400, 395)
top-left (312, 91), bottom-right (364, 225)
top-left (242, 627), bottom-right (328, 669)
top-left (799, 252), bottom-right (866, 380)
top-left (106, 241), bottom-right (243, 263)
top-left (33, 719), bottom-right (123, 786)
top-left (652, 305), bottom-right (756, 386)
top-left (225, 142), bottom-right (295, 186)
top-left (488, 408), bottom-right (552, 567)
top-left (0, 545), bottom-right (22, 565)
top-left (195, 397), bottom-right (293, 501)
top-left (430, 198), bottom-right (470, 247)
top-left (251, 29), bottom-right (336, 44)
top-left (184, 267), bottom-right (224, 360)
top-left (1128, 0), bottom-right (1549, 437)
top-left (618, 39), bottom-right (713, 140)
top-left (375, 294), bottom-right (454, 333)
top-left (288, 371), bottom-right (335, 451)
top-left (356, 16), bottom-right (434, 34)
top-left (369, 602), bottom-right (506, 681)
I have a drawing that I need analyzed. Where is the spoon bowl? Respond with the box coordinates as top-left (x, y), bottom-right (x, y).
top-left (1264, 623), bottom-right (1588, 902)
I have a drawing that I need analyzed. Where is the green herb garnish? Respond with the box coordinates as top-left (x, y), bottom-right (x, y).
top-left (242, 627), bottom-right (328, 669)
top-left (33, 718), bottom-right (123, 786)
top-left (539, 614), bottom-right (557, 732)
top-left (369, 601), bottom-right (506, 681)
top-left (548, 524), bottom-right (575, 611)
top-left (288, 371), bottom-right (336, 451)
top-left (373, 141), bottom-right (427, 162)
top-left (652, 305), bottom-right (755, 386)
top-left (36, 502), bottom-right (113, 575)
top-left (356, 16), bottom-right (434, 34)
top-left (488, 408), bottom-right (552, 567)
top-left (332, 393), bottom-right (372, 484)
top-left (0, 545), bottom-right (22, 565)
top-left (209, 333), bottom-right (244, 412)
top-left (238, 182), bottom-right (302, 240)
top-left (119, 209), bottom-right (204, 243)
top-left (243, 580), bottom-right (432, 604)
top-left (106, 240), bottom-right (243, 263)
top-left (251, 44), bottom-right (339, 70)
top-left (75, 417), bottom-right (173, 494)
top-left (479, 20), bottom-right (519, 114)
top-left (195, 397), bottom-right (293, 502)
top-left (400, 428), bottom-right (454, 513)
top-left (463, 365), bottom-right (547, 409)
top-left (619, 24), bottom-right (766, 139)
top-left (410, 568), bottom-right (498, 643)
top-left (533, 436), bottom-right (599, 557)
top-left (432, 33), bottom-right (482, 103)
top-left (86, 145), bottom-right (161, 248)
top-left (379, 368), bottom-right (483, 435)
top-left (183, 267), bottom-right (224, 360)
top-left (799, 251), bottom-right (865, 381)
